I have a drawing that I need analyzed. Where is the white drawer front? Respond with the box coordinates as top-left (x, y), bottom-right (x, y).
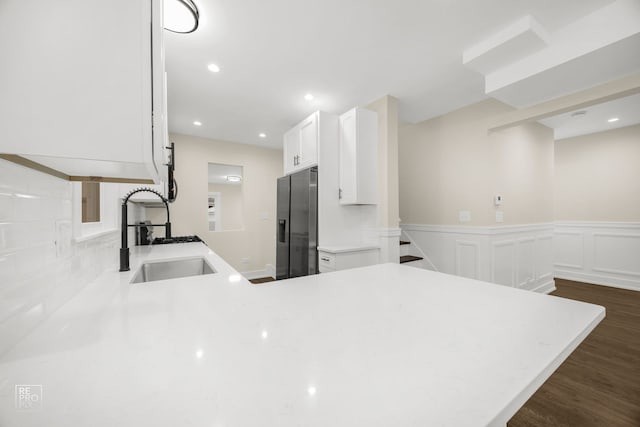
top-left (319, 252), bottom-right (335, 269)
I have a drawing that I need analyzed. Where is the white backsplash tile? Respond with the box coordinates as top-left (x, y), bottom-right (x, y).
top-left (0, 159), bottom-right (118, 356)
top-left (0, 192), bottom-right (12, 222)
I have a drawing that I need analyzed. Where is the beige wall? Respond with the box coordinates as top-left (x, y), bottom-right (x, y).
top-left (555, 124), bottom-right (640, 222)
top-left (154, 133), bottom-right (282, 272)
top-left (366, 95), bottom-right (400, 229)
top-left (399, 99), bottom-right (555, 226)
top-left (208, 182), bottom-right (244, 231)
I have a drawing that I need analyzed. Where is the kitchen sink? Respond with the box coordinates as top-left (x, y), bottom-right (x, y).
top-left (131, 257), bottom-right (216, 283)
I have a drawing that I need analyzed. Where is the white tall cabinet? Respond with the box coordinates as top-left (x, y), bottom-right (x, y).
top-left (281, 109), bottom-right (381, 274)
top-left (339, 108), bottom-right (378, 205)
top-left (0, 0), bottom-right (168, 183)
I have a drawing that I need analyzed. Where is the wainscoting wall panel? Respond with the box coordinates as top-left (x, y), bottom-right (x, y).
top-left (517, 238), bottom-right (536, 289)
top-left (402, 224), bottom-right (556, 293)
top-left (491, 239), bottom-right (515, 286)
top-left (554, 222), bottom-right (640, 291)
top-left (536, 234), bottom-right (554, 285)
top-left (455, 240), bottom-right (480, 279)
top-left (553, 231), bottom-right (584, 269)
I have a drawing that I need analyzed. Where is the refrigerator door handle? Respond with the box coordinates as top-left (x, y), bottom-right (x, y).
top-left (278, 219), bottom-right (287, 243)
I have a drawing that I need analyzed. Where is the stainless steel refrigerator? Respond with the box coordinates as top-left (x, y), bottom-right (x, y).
top-left (276, 167), bottom-right (318, 280)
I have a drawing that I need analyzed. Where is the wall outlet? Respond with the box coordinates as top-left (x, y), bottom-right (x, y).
top-left (458, 210), bottom-right (471, 223)
top-left (260, 212), bottom-right (269, 220)
top-left (241, 257), bottom-right (250, 264)
top-left (495, 211), bottom-right (504, 223)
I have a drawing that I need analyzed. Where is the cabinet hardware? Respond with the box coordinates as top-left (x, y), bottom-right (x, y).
top-left (321, 257), bottom-right (330, 262)
top-left (339, 188), bottom-right (342, 199)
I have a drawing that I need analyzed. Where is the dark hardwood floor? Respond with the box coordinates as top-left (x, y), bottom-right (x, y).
top-left (509, 279), bottom-right (640, 427)
top-left (249, 277), bottom-right (275, 284)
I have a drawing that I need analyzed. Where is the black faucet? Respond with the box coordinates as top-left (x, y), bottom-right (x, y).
top-left (119, 188), bottom-right (171, 272)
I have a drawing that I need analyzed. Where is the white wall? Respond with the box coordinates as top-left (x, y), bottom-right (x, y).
top-left (398, 99), bottom-right (556, 292)
top-left (555, 124), bottom-right (640, 222)
top-left (365, 96), bottom-right (401, 262)
top-left (399, 99), bottom-right (555, 226)
top-left (402, 224), bottom-right (555, 293)
top-left (400, 103), bottom-right (640, 292)
top-left (208, 183), bottom-right (244, 231)
top-left (554, 222), bottom-right (640, 291)
top-left (152, 133), bottom-right (282, 275)
top-left (0, 159), bottom-right (118, 356)
top-left (553, 125), bottom-right (640, 290)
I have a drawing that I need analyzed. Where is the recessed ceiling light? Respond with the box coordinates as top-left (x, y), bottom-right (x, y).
top-left (259, 133), bottom-right (266, 138)
top-left (193, 121), bottom-right (202, 126)
top-left (304, 93), bottom-right (314, 101)
top-left (164, 0), bottom-right (200, 34)
top-left (608, 117), bottom-right (619, 123)
top-left (207, 63), bottom-right (220, 73)
top-left (226, 175), bottom-right (242, 182)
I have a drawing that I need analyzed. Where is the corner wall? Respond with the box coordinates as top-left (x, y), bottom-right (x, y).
top-left (366, 96), bottom-right (401, 262)
top-left (554, 124), bottom-right (640, 290)
top-left (398, 99), bottom-right (556, 292)
top-left (154, 134), bottom-right (282, 276)
top-left (555, 124), bottom-right (640, 222)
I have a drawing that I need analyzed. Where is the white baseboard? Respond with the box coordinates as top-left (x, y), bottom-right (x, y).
top-left (532, 279), bottom-right (556, 294)
top-left (555, 271), bottom-right (640, 292)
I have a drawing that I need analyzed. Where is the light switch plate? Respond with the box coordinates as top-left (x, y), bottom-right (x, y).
top-left (495, 211), bottom-right (504, 223)
top-left (458, 210), bottom-right (471, 223)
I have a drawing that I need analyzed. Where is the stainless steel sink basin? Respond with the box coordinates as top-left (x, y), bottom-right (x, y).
top-left (131, 257), bottom-right (216, 283)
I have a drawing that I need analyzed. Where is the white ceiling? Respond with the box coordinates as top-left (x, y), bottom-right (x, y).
top-left (164, 0), bottom-right (626, 149)
top-left (538, 92), bottom-right (640, 140)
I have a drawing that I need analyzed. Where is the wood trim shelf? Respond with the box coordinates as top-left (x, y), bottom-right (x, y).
top-left (0, 154), bottom-right (154, 184)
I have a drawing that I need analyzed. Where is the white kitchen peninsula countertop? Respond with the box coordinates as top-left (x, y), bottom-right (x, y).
top-left (0, 243), bottom-right (604, 427)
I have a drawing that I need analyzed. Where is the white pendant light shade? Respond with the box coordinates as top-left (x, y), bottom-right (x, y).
top-left (164, 0), bottom-right (200, 34)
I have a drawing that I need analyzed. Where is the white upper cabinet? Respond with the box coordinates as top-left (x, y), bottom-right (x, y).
top-left (283, 112), bottom-right (319, 175)
top-left (298, 113), bottom-right (319, 169)
top-left (339, 107), bottom-right (378, 205)
top-left (0, 0), bottom-right (168, 184)
top-left (283, 126), bottom-right (300, 175)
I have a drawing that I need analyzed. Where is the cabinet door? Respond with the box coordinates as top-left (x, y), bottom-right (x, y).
top-left (298, 113), bottom-right (318, 169)
top-left (339, 108), bottom-right (377, 205)
top-left (283, 127), bottom-right (300, 175)
top-left (339, 110), bottom-right (357, 204)
top-left (0, 0), bottom-right (166, 183)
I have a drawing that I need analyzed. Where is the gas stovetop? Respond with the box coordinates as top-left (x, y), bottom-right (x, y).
top-left (152, 235), bottom-right (204, 245)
